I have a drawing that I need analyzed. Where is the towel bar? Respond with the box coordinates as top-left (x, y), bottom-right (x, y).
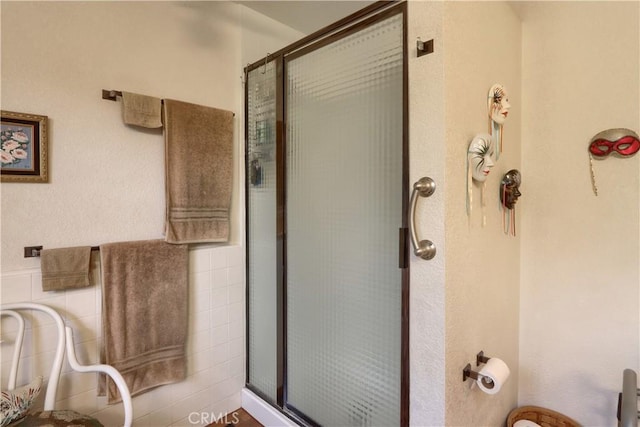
top-left (24, 245), bottom-right (99, 258)
top-left (102, 89), bottom-right (123, 101)
top-left (101, 89), bottom-right (235, 116)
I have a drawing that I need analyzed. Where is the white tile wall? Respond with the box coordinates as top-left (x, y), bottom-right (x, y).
top-left (0, 245), bottom-right (245, 427)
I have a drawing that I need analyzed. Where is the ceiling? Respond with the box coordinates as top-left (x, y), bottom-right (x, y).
top-left (237, 1), bottom-right (376, 34)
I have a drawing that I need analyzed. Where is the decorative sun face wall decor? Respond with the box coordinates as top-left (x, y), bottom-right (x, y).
top-left (487, 84), bottom-right (510, 160)
top-left (588, 128), bottom-right (640, 196)
top-left (467, 134), bottom-right (495, 226)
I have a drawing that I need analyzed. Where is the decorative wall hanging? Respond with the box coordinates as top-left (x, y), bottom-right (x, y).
top-left (487, 84), bottom-right (510, 160)
top-left (500, 169), bottom-right (521, 236)
top-left (588, 128), bottom-right (639, 196)
top-left (1, 110), bottom-right (49, 183)
top-left (467, 134), bottom-right (495, 226)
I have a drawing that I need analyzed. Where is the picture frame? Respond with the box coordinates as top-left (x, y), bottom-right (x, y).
top-left (1, 110), bottom-right (49, 183)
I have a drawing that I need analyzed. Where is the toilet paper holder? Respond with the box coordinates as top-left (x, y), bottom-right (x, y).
top-left (462, 350), bottom-right (492, 382)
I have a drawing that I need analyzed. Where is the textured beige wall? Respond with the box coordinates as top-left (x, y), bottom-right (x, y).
top-left (1, 2), bottom-right (235, 271)
top-left (443, 2), bottom-right (522, 425)
top-left (518, 2), bottom-right (640, 425)
top-left (0, 1), bottom-right (301, 273)
top-left (408, 1), bottom-right (446, 425)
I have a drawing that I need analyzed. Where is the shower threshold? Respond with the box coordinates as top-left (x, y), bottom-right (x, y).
top-left (241, 389), bottom-right (298, 427)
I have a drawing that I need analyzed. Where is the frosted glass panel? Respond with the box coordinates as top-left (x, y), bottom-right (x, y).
top-left (286, 13), bottom-right (403, 426)
top-left (247, 61), bottom-right (278, 402)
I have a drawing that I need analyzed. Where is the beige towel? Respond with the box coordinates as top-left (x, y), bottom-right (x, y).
top-left (163, 99), bottom-right (233, 244)
top-left (99, 239), bottom-right (188, 403)
top-left (41, 246), bottom-right (92, 291)
top-left (122, 91), bottom-right (163, 128)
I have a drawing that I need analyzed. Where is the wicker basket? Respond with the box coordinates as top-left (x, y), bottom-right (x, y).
top-left (507, 406), bottom-right (581, 427)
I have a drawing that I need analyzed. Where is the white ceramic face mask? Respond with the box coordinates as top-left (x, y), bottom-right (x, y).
top-left (468, 134), bottom-right (495, 182)
top-left (488, 84), bottom-right (510, 125)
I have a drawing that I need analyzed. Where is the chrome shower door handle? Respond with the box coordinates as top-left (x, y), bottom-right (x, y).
top-left (409, 177), bottom-right (436, 260)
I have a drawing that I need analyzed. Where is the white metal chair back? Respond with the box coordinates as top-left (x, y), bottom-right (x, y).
top-left (1, 302), bottom-right (133, 427)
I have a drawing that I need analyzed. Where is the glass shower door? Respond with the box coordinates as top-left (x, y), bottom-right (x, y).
top-left (246, 60), bottom-right (279, 404)
top-left (285, 11), bottom-right (404, 425)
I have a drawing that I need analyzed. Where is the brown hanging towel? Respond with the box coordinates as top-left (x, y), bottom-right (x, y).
top-left (162, 99), bottom-right (234, 243)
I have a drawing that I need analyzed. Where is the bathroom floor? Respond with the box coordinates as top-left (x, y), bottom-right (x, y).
top-left (207, 408), bottom-right (263, 427)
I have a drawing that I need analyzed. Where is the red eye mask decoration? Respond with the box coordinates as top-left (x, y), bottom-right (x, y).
top-left (588, 128), bottom-right (639, 196)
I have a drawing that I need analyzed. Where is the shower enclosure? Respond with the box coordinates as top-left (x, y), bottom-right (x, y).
top-left (245, 3), bottom-right (409, 425)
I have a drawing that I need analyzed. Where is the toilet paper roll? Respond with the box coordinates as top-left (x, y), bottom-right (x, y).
top-left (513, 421), bottom-right (542, 427)
top-left (477, 357), bottom-right (510, 395)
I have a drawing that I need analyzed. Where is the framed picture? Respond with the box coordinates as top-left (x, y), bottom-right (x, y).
top-left (1, 110), bottom-right (49, 183)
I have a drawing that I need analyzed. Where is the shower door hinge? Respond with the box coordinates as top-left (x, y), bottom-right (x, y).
top-left (399, 227), bottom-right (409, 269)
